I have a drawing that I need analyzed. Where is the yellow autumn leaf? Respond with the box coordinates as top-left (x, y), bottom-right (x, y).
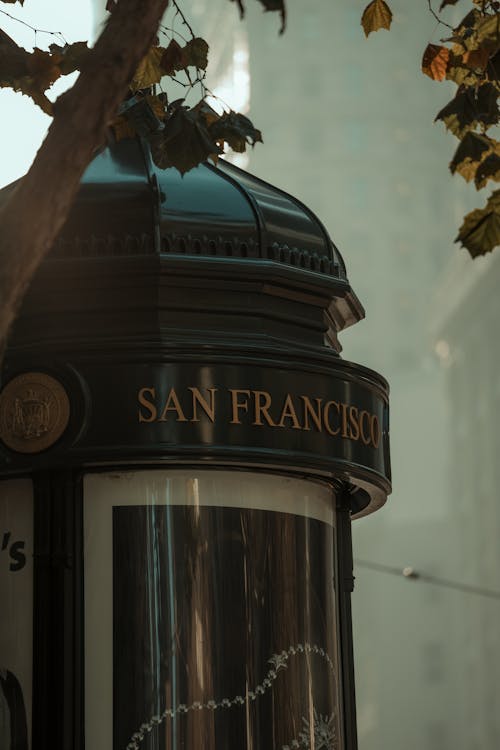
top-left (361, 0), bottom-right (393, 38)
top-left (456, 189), bottom-right (500, 257)
top-left (131, 46), bottom-right (166, 92)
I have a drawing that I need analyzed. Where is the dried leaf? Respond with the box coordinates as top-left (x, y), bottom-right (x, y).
top-left (449, 132), bottom-right (492, 181)
top-left (209, 110), bottom-right (263, 153)
top-left (160, 39), bottom-right (188, 76)
top-left (463, 46), bottom-right (490, 71)
top-left (149, 107), bottom-right (222, 175)
top-left (0, 45), bottom-right (58, 114)
top-left (456, 189), bottom-right (500, 256)
top-left (131, 46), bottom-right (166, 91)
top-left (256, 0), bottom-right (287, 33)
top-left (146, 93), bottom-right (167, 120)
top-left (488, 48), bottom-right (500, 80)
top-left (361, 0), bottom-right (393, 37)
top-left (435, 83), bottom-right (499, 137)
top-left (446, 53), bottom-right (481, 86)
top-left (50, 41), bottom-right (90, 76)
top-left (192, 99), bottom-right (220, 127)
top-left (184, 38), bottom-right (209, 70)
top-left (475, 152), bottom-right (500, 188)
top-left (422, 44), bottom-right (450, 81)
top-left (473, 13), bottom-right (500, 55)
top-left (439, 0), bottom-right (460, 8)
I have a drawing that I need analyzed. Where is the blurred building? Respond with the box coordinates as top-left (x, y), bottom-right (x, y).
top-left (432, 248), bottom-right (500, 750)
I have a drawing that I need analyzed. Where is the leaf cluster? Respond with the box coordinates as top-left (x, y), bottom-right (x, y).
top-left (0, 38), bottom-right (89, 114)
top-left (113, 92), bottom-right (262, 176)
top-left (107, 32), bottom-right (262, 175)
top-left (0, 0), bottom-right (266, 177)
top-left (419, 2), bottom-right (500, 256)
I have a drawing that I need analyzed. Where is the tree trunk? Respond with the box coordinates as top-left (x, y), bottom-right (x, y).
top-left (0, 0), bottom-right (170, 362)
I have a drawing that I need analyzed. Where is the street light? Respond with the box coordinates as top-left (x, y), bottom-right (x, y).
top-left (0, 137), bottom-right (390, 750)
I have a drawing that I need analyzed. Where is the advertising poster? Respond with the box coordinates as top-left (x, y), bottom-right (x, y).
top-left (0, 479), bottom-right (33, 750)
top-left (85, 471), bottom-right (341, 750)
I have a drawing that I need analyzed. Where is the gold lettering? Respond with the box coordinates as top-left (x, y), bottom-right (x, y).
top-left (301, 396), bottom-right (323, 432)
top-left (359, 411), bottom-right (371, 445)
top-left (159, 387), bottom-right (188, 422)
top-left (189, 387), bottom-right (217, 423)
top-left (371, 415), bottom-right (380, 449)
top-left (349, 406), bottom-right (360, 441)
top-left (278, 394), bottom-right (301, 429)
top-left (230, 389), bottom-right (251, 424)
top-left (138, 387), bottom-right (157, 423)
top-left (252, 390), bottom-right (277, 427)
top-left (323, 401), bottom-right (340, 436)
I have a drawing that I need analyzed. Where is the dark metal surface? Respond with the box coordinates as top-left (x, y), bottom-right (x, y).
top-left (0, 136), bottom-right (392, 750)
top-left (48, 138), bottom-right (349, 285)
top-left (0, 137), bottom-right (390, 515)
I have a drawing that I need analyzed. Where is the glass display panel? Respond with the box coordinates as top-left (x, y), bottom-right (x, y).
top-left (0, 479), bottom-right (33, 750)
top-left (84, 470), bottom-right (340, 750)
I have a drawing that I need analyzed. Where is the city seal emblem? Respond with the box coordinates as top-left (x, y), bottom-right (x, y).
top-left (0, 372), bottom-right (70, 453)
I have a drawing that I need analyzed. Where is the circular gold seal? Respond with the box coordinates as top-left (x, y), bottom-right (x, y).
top-left (0, 372), bottom-right (70, 454)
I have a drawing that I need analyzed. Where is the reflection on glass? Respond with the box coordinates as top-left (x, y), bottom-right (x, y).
top-left (84, 471), bottom-right (340, 750)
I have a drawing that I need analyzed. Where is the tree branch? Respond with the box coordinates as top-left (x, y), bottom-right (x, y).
top-left (0, 0), bottom-right (170, 361)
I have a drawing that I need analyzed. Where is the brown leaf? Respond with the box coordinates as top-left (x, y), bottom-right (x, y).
top-left (463, 46), bottom-right (490, 71)
top-left (160, 39), bottom-right (188, 76)
top-left (50, 41), bottom-right (90, 76)
top-left (456, 190), bottom-right (500, 256)
top-left (439, 0), bottom-right (459, 8)
top-left (473, 13), bottom-right (500, 55)
top-left (475, 152), bottom-right (500, 188)
top-left (192, 99), bottom-right (220, 127)
top-left (446, 52), bottom-right (481, 86)
top-left (435, 83), bottom-right (500, 137)
top-left (361, 0), bottom-right (393, 37)
top-left (209, 111), bottom-right (263, 153)
top-left (488, 48), bottom-right (500, 80)
top-left (422, 44), bottom-right (450, 81)
top-left (256, 0), bottom-right (287, 33)
top-left (149, 107), bottom-right (222, 175)
top-left (131, 46), bottom-right (166, 91)
top-left (146, 93), bottom-right (167, 120)
top-left (449, 132), bottom-right (492, 180)
top-left (0, 45), bottom-right (59, 114)
top-left (184, 38), bottom-right (209, 70)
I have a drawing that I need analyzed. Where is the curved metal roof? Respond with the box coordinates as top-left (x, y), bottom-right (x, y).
top-left (49, 137), bottom-right (348, 282)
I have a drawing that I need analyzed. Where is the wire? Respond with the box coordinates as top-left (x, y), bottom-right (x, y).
top-left (355, 559), bottom-right (500, 601)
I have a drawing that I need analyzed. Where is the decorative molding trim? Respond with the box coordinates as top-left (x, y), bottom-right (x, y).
top-left (49, 232), bottom-right (344, 281)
